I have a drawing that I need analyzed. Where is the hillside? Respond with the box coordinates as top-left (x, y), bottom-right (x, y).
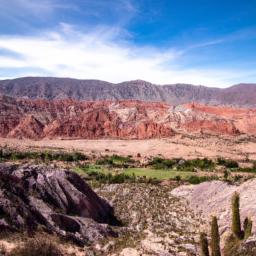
top-left (1, 95), bottom-right (256, 140)
top-left (0, 77), bottom-right (256, 107)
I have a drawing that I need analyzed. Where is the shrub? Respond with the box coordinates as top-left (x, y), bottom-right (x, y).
top-left (217, 158), bottom-right (239, 168)
top-left (9, 236), bottom-right (63, 256)
top-left (234, 175), bottom-right (243, 182)
top-left (175, 175), bottom-right (181, 182)
top-left (149, 157), bottom-right (176, 169)
top-left (188, 175), bottom-right (219, 184)
top-left (177, 158), bottom-right (215, 172)
top-left (96, 155), bottom-right (135, 167)
top-left (0, 149), bottom-right (87, 162)
top-left (235, 167), bottom-right (256, 173)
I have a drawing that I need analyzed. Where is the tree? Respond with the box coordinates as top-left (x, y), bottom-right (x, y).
top-left (231, 192), bottom-right (242, 239)
top-left (211, 216), bottom-right (221, 256)
top-left (200, 232), bottom-right (210, 256)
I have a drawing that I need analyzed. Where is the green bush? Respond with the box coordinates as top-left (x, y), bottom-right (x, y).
top-left (96, 155), bottom-right (135, 167)
top-left (235, 167), bottom-right (256, 173)
top-left (188, 175), bottom-right (219, 184)
top-left (177, 158), bottom-right (215, 172)
top-left (217, 158), bottom-right (239, 168)
top-left (149, 157), bottom-right (176, 169)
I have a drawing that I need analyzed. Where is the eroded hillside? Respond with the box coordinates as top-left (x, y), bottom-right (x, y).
top-left (1, 95), bottom-right (256, 139)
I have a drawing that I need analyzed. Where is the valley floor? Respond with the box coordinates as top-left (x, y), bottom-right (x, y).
top-left (1, 134), bottom-right (256, 160)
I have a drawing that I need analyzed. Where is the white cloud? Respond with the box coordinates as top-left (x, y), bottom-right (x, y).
top-left (0, 24), bottom-right (255, 87)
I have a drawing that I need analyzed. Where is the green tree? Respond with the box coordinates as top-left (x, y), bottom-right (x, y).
top-left (211, 216), bottom-right (221, 256)
top-left (232, 192), bottom-right (242, 239)
top-left (200, 232), bottom-right (210, 256)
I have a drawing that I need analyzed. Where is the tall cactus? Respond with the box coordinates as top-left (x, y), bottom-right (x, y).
top-left (200, 232), bottom-right (210, 256)
top-left (211, 216), bottom-right (221, 256)
top-left (231, 192), bottom-right (242, 239)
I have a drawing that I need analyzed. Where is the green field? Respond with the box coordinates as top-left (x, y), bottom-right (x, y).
top-left (124, 168), bottom-right (195, 180)
top-left (74, 165), bottom-right (195, 181)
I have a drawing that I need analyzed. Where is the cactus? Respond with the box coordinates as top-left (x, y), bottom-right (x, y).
top-left (231, 192), bottom-right (242, 239)
top-left (200, 232), bottom-right (210, 256)
top-left (243, 217), bottom-right (253, 239)
top-left (211, 216), bottom-right (221, 256)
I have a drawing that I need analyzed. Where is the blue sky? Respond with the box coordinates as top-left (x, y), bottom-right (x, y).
top-left (0, 0), bottom-right (256, 87)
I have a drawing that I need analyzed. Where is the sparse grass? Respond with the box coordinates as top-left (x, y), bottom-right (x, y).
top-left (9, 236), bottom-right (63, 256)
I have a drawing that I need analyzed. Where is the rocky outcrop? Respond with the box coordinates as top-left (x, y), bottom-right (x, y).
top-left (0, 164), bottom-right (118, 245)
top-left (1, 95), bottom-right (256, 139)
top-left (0, 77), bottom-right (256, 107)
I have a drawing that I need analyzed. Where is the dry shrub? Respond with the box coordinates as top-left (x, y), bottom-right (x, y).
top-left (9, 236), bottom-right (63, 256)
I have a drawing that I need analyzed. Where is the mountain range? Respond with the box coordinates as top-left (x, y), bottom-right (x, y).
top-left (0, 77), bottom-right (256, 107)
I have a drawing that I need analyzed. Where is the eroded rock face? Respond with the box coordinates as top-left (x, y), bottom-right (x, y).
top-left (1, 95), bottom-right (256, 139)
top-left (0, 164), bottom-right (118, 245)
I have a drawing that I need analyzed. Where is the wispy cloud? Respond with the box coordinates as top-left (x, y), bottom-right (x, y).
top-left (0, 23), bottom-right (255, 87)
top-left (185, 26), bottom-right (256, 51)
top-left (1, 0), bottom-right (78, 16)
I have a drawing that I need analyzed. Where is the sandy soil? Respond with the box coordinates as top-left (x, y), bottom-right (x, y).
top-left (1, 134), bottom-right (256, 160)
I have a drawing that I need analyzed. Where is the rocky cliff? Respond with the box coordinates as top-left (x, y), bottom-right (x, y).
top-left (1, 95), bottom-right (256, 139)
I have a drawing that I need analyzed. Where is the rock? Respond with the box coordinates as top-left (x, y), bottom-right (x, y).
top-left (0, 164), bottom-right (119, 245)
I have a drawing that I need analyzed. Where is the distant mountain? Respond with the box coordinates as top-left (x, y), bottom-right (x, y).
top-left (0, 77), bottom-right (256, 107)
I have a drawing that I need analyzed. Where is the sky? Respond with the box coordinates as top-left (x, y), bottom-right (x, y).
top-left (0, 0), bottom-right (256, 87)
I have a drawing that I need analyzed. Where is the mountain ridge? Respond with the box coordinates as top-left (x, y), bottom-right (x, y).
top-left (0, 76), bottom-right (255, 107)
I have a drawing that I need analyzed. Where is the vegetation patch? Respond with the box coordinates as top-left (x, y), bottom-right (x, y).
top-left (0, 148), bottom-right (87, 162)
top-left (96, 154), bottom-right (135, 167)
top-left (217, 158), bottom-right (239, 169)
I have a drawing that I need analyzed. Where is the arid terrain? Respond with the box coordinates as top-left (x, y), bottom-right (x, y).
top-left (1, 134), bottom-right (256, 161)
top-left (0, 78), bottom-right (256, 256)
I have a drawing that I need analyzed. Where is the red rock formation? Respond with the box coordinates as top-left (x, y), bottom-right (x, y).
top-left (1, 95), bottom-right (256, 139)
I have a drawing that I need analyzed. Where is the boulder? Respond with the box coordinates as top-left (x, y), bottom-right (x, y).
top-left (0, 164), bottom-right (119, 245)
